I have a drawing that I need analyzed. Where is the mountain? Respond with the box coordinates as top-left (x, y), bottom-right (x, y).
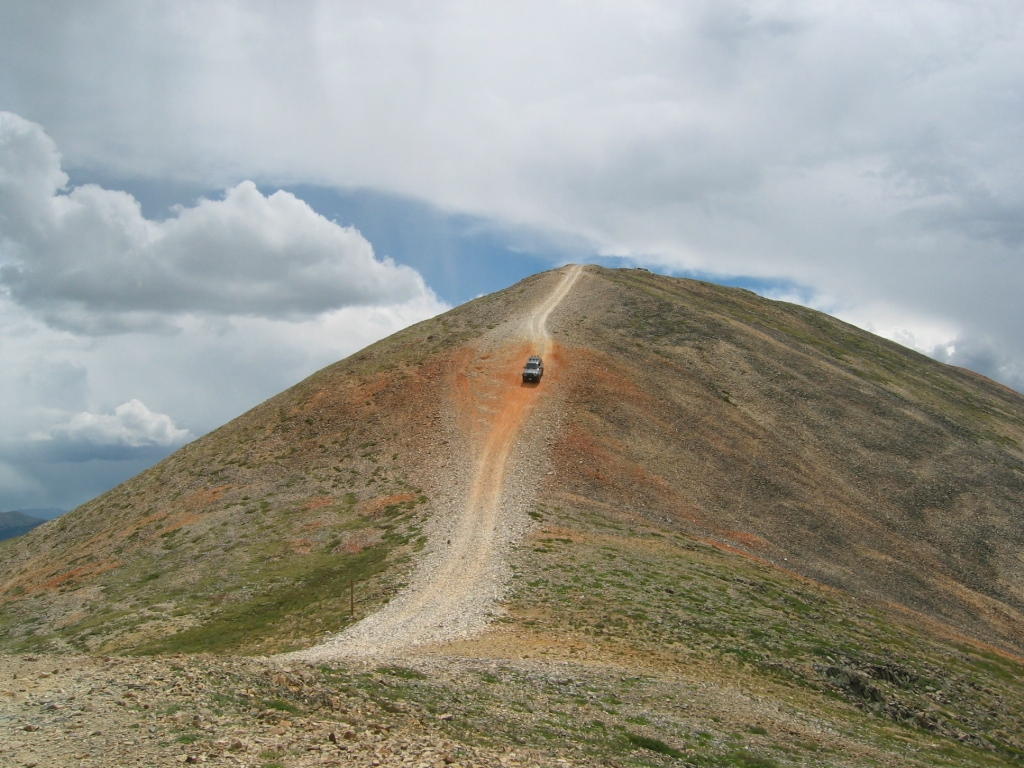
top-left (0, 511), bottom-right (48, 541)
top-left (17, 507), bottom-right (67, 520)
top-left (547, 268), bottom-right (1024, 651)
top-left (2, 265), bottom-right (1024, 766)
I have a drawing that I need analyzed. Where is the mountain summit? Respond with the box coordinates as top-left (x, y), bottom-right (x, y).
top-left (8, 264), bottom-right (1022, 655)
top-left (3, 266), bottom-right (1024, 763)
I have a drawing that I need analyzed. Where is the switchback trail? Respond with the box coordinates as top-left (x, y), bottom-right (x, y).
top-left (289, 265), bottom-right (583, 660)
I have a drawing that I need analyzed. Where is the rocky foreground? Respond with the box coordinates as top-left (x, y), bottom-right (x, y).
top-left (6, 633), bottom-right (1024, 768)
top-left (0, 653), bottom-right (591, 768)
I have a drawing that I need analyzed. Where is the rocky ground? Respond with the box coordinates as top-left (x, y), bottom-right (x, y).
top-left (0, 653), bottom-right (595, 768)
top-left (6, 632), bottom-right (1022, 768)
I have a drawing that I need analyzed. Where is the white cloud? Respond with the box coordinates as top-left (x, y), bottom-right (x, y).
top-left (930, 334), bottom-right (1024, 393)
top-left (0, 112), bottom-right (433, 333)
top-left (2, 4), bottom-right (1020, 364)
top-left (33, 399), bottom-right (192, 449)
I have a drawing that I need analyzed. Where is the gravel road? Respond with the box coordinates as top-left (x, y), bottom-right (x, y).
top-left (287, 265), bottom-right (583, 662)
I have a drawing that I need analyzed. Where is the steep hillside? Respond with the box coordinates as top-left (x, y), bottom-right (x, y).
top-left (3, 265), bottom-right (1024, 767)
top-left (538, 267), bottom-right (1024, 653)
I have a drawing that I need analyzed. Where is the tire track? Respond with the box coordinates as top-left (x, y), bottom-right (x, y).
top-left (289, 265), bottom-right (582, 660)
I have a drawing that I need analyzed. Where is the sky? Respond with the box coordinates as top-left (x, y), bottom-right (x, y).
top-left (1, 1), bottom-right (1023, 513)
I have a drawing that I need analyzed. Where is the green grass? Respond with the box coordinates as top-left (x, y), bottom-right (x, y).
top-left (377, 665), bottom-right (428, 680)
top-left (133, 543), bottom-right (392, 654)
top-left (626, 732), bottom-right (684, 758)
top-left (263, 699), bottom-right (300, 714)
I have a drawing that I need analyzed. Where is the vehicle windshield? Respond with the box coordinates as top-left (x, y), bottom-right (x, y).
top-left (526, 361), bottom-right (539, 368)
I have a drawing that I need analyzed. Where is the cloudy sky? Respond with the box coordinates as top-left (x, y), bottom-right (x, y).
top-left (1, 1), bottom-right (1023, 513)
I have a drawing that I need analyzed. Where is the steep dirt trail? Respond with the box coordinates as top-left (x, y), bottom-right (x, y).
top-left (290, 265), bottom-right (582, 660)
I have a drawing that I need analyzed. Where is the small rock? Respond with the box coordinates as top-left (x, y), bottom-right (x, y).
top-left (23, 725), bottom-right (40, 732)
top-left (438, 713), bottom-right (454, 721)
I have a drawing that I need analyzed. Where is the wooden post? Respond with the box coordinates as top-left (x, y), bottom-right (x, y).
top-left (350, 580), bottom-right (355, 617)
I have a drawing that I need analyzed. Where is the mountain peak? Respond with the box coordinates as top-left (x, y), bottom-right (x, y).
top-left (4, 265), bottom-right (1024, 762)
top-left (4, 265), bottom-right (1024, 656)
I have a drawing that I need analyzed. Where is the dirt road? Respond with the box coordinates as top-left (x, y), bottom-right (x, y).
top-left (290, 265), bottom-right (583, 660)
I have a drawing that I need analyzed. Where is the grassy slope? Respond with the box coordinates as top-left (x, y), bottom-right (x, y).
top-left (461, 499), bottom-right (1024, 766)
top-left (542, 267), bottom-right (1024, 653)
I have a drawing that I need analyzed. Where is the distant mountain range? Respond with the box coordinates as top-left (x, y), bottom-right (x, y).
top-left (14, 508), bottom-right (65, 520)
top-left (0, 511), bottom-right (51, 541)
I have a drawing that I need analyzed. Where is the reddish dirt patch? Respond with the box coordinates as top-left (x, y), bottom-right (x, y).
top-left (185, 485), bottom-right (234, 507)
top-left (306, 496), bottom-right (337, 510)
top-left (722, 530), bottom-right (771, 550)
top-left (289, 539), bottom-right (315, 555)
top-left (160, 513), bottom-right (200, 536)
top-left (39, 559), bottom-right (123, 591)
